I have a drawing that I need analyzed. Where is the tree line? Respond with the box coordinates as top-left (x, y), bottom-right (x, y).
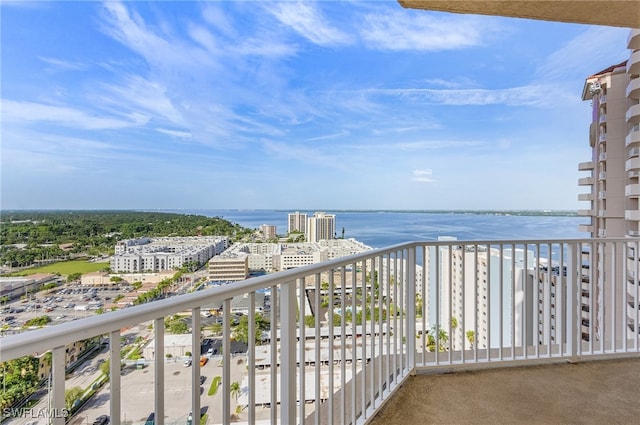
top-left (0, 210), bottom-right (254, 268)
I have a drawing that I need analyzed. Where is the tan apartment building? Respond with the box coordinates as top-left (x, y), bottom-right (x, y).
top-left (578, 29), bottom-right (640, 342)
top-left (208, 254), bottom-right (249, 282)
top-left (306, 212), bottom-right (336, 242)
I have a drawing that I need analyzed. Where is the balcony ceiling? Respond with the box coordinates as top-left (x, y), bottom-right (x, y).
top-left (398, 1), bottom-right (640, 28)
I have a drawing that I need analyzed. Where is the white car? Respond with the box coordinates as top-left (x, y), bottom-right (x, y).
top-left (183, 358), bottom-right (192, 367)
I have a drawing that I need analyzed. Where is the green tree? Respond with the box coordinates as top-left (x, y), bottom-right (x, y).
top-left (233, 314), bottom-right (270, 345)
top-left (230, 381), bottom-right (241, 401)
top-left (466, 330), bottom-right (475, 348)
top-left (427, 325), bottom-right (449, 352)
top-left (304, 315), bottom-right (316, 328)
top-left (67, 272), bottom-right (81, 283)
top-left (164, 315), bottom-right (189, 334)
top-left (65, 387), bottom-right (84, 410)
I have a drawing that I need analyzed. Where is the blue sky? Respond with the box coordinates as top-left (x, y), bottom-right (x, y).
top-left (0, 1), bottom-right (631, 211)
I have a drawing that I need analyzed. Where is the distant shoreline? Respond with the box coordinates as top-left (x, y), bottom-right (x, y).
top-left (0, 209), bottom-right (578, 217)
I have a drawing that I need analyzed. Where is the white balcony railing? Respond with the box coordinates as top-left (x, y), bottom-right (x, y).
top-left (2, 239), bottom-right (640, 425)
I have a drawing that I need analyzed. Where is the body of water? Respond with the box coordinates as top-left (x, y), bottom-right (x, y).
top-left (164, 210), bottom-right (586, 249)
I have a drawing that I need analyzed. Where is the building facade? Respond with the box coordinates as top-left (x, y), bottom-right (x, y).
top-left (111, 236), bottom-right (229, 273)
top-left (260, 224), bottom-right (277, 240)
top-left (208, 254), bottom-right (249, 282)
top-left (288, 212), bottom-right (308, 234)
top-left (578, 29), bottom-right (640, 342)
top-left (306, 212), bottom-right (336, 242)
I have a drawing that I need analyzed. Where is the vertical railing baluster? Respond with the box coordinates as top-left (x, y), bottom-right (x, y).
top-left (109, 330), bottom-right (121, 424)
top-left (281, 281), bottom-right (297, 425)
top-left (314, 273), bottom-right (321, 425)
top-left (270, 286), bottom-right (278, 424)
top-left (192, 307), bottom-right (201, 425)
top-left (52, 345), bottom-right (65, 425)
top-left (328, 268), bottom-right (335, 425)
top-left (299, 277), bottom-right (306, 423)
top-left (340, 266), bottom-right (347, 425)
top-left (248, 293), bottom-right (256, 425)
top-left (223, 299), bottom-right (231, 425)
top-left (406, 246), bottom-right (416, 372)
top-left (566, 242), bottom-right (578, 361)
top-left (154, 317), bottom-right (165, 425)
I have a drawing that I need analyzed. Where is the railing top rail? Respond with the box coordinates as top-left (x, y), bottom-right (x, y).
top-left (1, 237), bottom-right (636, 360)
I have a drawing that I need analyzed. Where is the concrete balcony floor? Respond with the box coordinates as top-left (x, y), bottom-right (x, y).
top-left (368, 357), bottom-right (640, 425)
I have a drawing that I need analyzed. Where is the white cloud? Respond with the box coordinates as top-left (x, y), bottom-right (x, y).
top-left (362, 84), bottom-right (568, 107)
top-left (359, 10), bottom-right (500, 51)
top-left (38, 57), bottom-right (87, 71)
top-left (412, 169), bottom-right (436, 183)
top-left (537, 26), bottom-right (629, 81)
top-left (266, 1), bottom-right (351, 46)
top-left (1, 99), bottom-right (147, 130)
top-left (96, 74), bottom-right (185, 125)
top-left (155, 128), bottom-right (192, 139)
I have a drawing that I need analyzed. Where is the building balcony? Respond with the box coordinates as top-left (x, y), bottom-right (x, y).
top-left (578, 193), bottom-right (593, 201)
top-left (578, 224), bottom-right (594, 233)
top-left (578, 176), bottom-right (595, 186)
top-left (627, 125), bottom-right (640, 147)
top-left (628, 77), bottom-right (640, 100)
top-left (629, 146), bottom-right (640, 158)
top-left (577, 209), bottom-right (594, 216)
top-left (599, 132), bottom-right (607, 143)
top-left (626, 210), bottom-right (640, 221)
top-left (626, 156), bottom-right (640, 171)
top-left (578, 161), bottom-right (594, 171)
top-left (599, 113), bottom-right (607, 124)
top-left (626, 183), bottom-right (640, 197)
top-left (628, 103), bottom-right (640, 125)
top-left (2, 239), bottom-right (640, 425)
top-left (628, 49), bottom-right (640, 77)
top-left (628, 28), bottom-right (640, 51)
top-left (598, 151), bottom-right (607, 162)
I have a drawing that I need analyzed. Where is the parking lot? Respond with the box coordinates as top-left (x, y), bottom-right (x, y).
top-left (1, 284), bottom-right (132, 330)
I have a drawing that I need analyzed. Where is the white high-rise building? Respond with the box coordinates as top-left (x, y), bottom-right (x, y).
top-left (577, 29), bottom-right (640, 342)
top-left (288, 212), bottom-right (308, 234)
top-left (306, 212), bottom-right (336, 242)
top-left (426, 237), bottom-right (531, 351)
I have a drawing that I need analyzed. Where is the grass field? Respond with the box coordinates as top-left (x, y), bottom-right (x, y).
top-left (10, 260), bottom-right (108, 277)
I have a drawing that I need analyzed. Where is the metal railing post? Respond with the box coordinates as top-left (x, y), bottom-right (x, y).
top-left (406, 247), bottom-right (416, 372)
top-left (52, 346), bottom-right (65, 425)
top-left (566, 243), bottom-right (578, 360)
top-left (280, 281), bottom-right (297, 424)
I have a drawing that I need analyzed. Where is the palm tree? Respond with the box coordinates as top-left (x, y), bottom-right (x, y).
top-left (230, 381), bottom-right (240, 400)
top-left (466, 330), bottom-right (475, 349)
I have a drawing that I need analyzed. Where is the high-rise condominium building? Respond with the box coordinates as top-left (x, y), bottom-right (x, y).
top-left (288, 212), bottom-right (308, 234)
top-left (260, 224), bottom-right (277, 240)
top-left (578, 28), bottom-right (640, 342)
top-left (426, 238), bottom-right (530, 351)
top-left (306, 212), bottom-right (336, 242)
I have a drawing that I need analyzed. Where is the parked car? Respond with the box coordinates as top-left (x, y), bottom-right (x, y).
top-left (183, 358), bottom-right (192, 367)
top-left (92, 415), bottom-right (109, 425)
top-left (199, 356), bottom-right (208, 366)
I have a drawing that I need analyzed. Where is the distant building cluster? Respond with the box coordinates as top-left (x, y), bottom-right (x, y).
top-left (287, 211), bottom-right (337, 242)
top-left (111, 236), bottom-right (229, 273)
top-left (208, 238), bottom-right (372, 280)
